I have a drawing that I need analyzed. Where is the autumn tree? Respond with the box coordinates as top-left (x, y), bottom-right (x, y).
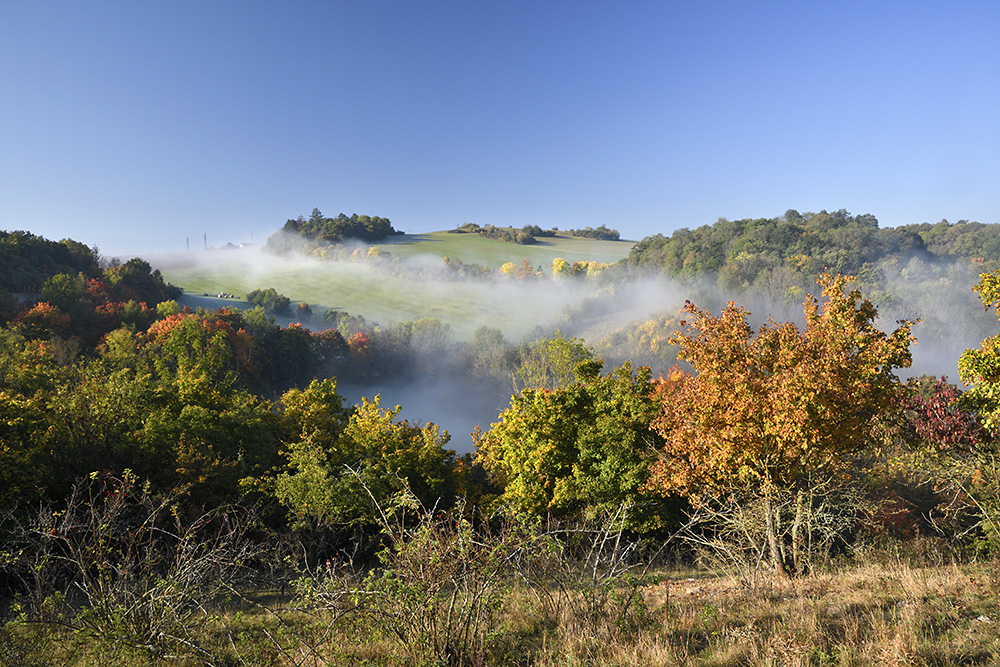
top-left (647, 273), bottom-right (915, 576)
top-left (904, 377), bottom-right (984, 456)
top-left (296, 302), bottom-right (313, 322)
top-left (875, 376), bottom-right (989, 543)
top-left (12, 302), bottom-right (72, 340)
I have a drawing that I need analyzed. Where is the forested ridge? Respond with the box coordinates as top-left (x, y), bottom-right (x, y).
top-left (3, 216), bottom-right (1000, 664)
top-left (264, 207), bottom-right (999, 307)
top-left (624, 209), bottom-right (1000, 287)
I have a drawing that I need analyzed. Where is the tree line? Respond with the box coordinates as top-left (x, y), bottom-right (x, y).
top-left (449, 222), bottom-right (553, 245)
top-left (624, 209), bottom-right (999, 290)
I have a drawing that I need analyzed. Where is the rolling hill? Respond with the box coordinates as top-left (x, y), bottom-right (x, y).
top-left (376, 230), bottom-right (634, 268)
top-left (153, 231), bottom-right (635, 340)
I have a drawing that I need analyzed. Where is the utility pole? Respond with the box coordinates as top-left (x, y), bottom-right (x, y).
top-left (186, 237), bottom-right (190, 252)
top-left (204, 233), bottom-right (207, 250)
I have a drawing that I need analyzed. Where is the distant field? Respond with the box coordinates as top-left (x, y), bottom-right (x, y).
top-left (154, 231), bottom-right (636, 340)
top-left (377, 230), bottom-right (635, 268)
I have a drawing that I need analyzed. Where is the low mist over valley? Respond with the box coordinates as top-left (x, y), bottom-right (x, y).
top-left (137, 210), bottom-right (1000, 449)
top-left (1, 208), bottom-right (997, 484)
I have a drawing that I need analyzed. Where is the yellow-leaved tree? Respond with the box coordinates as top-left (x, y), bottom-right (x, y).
top-left (647, 273), bottom-right (915, 576)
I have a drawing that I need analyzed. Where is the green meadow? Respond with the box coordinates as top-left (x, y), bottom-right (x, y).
top-left (377, 230), bottom-right (634, 268)
top-left (155, 231), bottom-right (635, 340)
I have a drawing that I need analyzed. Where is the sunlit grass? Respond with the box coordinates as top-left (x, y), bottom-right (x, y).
top-left (155, 232), bottom-right (634, 339)
top-left (378, 230), bottom-right (634, 269)
top-left (8, 559), bottom-right (998, 666)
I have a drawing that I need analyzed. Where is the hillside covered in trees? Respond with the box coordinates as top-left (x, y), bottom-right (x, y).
top-left (625, 208), bottom-right (999, 290)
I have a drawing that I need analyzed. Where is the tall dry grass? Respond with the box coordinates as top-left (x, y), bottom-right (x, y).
top-left (4, 494), bottom-right (999, 667)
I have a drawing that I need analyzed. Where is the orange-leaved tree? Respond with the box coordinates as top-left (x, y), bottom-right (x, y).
top-left (646, 272), bottom-right (915, 576)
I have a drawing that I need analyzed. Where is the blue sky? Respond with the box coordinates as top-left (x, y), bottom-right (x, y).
top-left (2, 1), bottom-right (997, 258)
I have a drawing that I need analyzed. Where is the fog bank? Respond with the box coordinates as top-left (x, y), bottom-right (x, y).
top-left (154, 246), bottom-right (996, 450)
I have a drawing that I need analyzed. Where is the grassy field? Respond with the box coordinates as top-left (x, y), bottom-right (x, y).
top-left (6, 558), bottom-right (998, 666)
top-left (154, 231), bottom-right (637, 340)
top-left (377, 230), bottom-right (635, 268)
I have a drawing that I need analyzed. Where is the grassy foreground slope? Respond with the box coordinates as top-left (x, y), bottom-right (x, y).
top-left (155, 232), bottom-right (634, 340)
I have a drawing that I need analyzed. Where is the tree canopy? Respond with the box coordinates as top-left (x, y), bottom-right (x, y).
top-left (475, 362), bottom-right (671, 529)
top-left (622, 210), bottom-right (997, 294)
top-left (267, 209), bottom-right (400, 253)
top-left (646, 273), bottom-right (915, 574)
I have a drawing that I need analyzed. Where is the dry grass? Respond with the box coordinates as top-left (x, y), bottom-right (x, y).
top-left (5, 559), bottom-right (999, 666)
top-left (600, 560), bottom-right (1000, 667)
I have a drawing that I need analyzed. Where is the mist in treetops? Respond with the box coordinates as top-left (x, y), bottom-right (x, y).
top-left (134, 209), bottom-right (998, 451)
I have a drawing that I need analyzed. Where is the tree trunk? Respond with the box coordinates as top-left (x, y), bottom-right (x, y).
top-left (764, 493), bottom-right (788, 578)
top-left (791, 489), bottom-right (806, 575)
top-left (776, 503), bottom-right (788, 567)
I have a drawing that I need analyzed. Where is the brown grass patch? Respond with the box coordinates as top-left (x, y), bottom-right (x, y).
top-left (4, 560), bottom-right (999, 665)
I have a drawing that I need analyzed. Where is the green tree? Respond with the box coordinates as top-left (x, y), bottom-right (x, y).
top-left (0, 330), bottom-right (74, 507)
top-left (274, 386), bottom-right (457, 528)
top-left (102, 257), bottom-right (181, 304)
top-left (246, 287), bottom-right (292, 316)
top-left (144, 313), bottom-right (251, 402)
top-left (476, 362), bottom-right (669, 529)
top-left (309, 207), bottom-right (324, 226)
top-left (341, 397), bottom-right (456, 512)
top-left (957, 269), bottom-right (1000, 549)
top-left (39, 272), bottom-right (86, 312)
top-left (461, 326), bottom-right (517, 382)
top-left (511, 330), bottom-right (601, 392)
top-left (960, 269), bottom-right (1000, 430)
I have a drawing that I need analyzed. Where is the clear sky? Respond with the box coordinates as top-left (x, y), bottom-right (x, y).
top-left (2, 1), bottom-right (997, 258)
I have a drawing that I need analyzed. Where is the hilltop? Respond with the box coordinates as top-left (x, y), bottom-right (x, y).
top-left (154, 230), bottom-right (634, 341)
top-left (376, 229), bottom-right (633, 269)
